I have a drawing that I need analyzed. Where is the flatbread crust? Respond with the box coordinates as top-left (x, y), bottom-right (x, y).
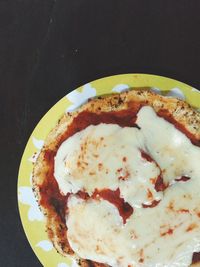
top-left (32, 88), bottom-right (200, 267)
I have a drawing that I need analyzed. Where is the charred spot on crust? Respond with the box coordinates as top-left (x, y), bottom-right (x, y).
top-left (86, 260), bottom-right (95, 267)
top-left (49, 197), bottom-right (66, 223)
top-left (192, 252), bottom-right (200, 264)
top-left (81, 259), bottom-right (109, 267)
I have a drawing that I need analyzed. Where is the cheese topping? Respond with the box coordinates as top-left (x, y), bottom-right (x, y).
top-left (67, 197), bottom-right (134, 267)
top-left (54, 106), bottom-right (200, 267)
top-left (55, 122), bottom-right (161, 207)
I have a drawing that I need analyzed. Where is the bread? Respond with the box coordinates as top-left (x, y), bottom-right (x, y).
top-left (32, 88), bottom-right (200, 267)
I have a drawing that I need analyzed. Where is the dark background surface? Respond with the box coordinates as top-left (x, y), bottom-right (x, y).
top-left (1, 0), bottom-right (200, 266)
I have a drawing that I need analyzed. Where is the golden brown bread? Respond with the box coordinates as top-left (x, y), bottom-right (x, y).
top-left (32, 88), bottom-right (200, 267)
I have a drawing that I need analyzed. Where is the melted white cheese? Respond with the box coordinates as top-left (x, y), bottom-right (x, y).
top-left (55, 123), bottom-right (161, 207)
top-left (54, 106), bottom-right (200, 267)
top-left (67, 196), bottom-right (135, 267)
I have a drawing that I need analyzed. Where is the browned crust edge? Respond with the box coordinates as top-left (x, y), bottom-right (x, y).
top-left (32, 88), bottom-right (200, 267)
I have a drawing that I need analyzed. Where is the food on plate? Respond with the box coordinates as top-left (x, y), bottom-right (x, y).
top-left (32, 88), bottom-right (200, 267)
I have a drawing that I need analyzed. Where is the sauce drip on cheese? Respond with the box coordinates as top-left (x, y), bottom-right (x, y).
top-left (92, 188), bottom-right (134, 224)
top-left (192, 252), bottom-right (200, 264)
top-left (77, 189), bottom-right (133, 223)
top-left (38, 105), bottom-right (200, 267)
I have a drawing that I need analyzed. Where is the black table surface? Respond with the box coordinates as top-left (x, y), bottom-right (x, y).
top-left (1, 1), bottom-right (200, 266)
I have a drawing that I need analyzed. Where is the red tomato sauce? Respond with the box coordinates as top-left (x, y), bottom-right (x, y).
top-left (140, 150), bottom-right (154, 162)
top-left (155, 174), bottom-right (168, 192)
top-left (142, 200), bottom-right (161, 208)
top-left (175, 176), bottom-right (191, 182)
